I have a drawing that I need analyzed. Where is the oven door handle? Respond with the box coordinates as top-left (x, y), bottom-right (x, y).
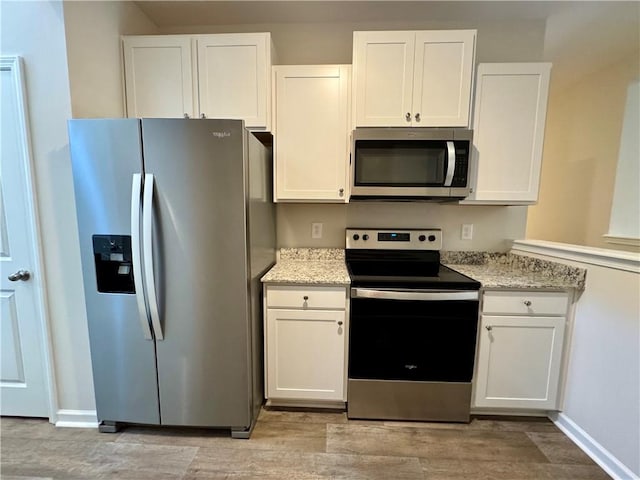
top-left (351, 288), bottom-right (478, 301)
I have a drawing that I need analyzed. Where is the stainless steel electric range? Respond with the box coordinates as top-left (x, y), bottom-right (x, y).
top-left (345, 228), bottom-right (481, 423)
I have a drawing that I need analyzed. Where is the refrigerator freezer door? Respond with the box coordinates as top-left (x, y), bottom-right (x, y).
top-left (68, 119), bottom-right (160, 425)
top-left (141, 119), bottom-right (252, 428)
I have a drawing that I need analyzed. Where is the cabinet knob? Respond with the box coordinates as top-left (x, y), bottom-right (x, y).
top-left (523, 300), bottom-right (532, 307)
top-left (303, 296), bottom-right (309, 301)
top-left (405, 112), bottom-right (411, 121)
top-left (485, 325), bottom-right (492, 331)
top-left (337, 321), bottom-right (343, 326)
top-left (415, 113), bottom-right (421, 121)
top-left (200, 113), bottom-right (206, 119)
top-left (339, 188), bottom-right (344, 197)
top-left (183, 113), bottom-right (190, 119)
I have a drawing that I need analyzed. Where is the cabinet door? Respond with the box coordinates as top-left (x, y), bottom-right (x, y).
top-left (412, 30), bottom-right (476, 127)
top-left (266, 309), bottom-right (346, 401)
top-left (474, 315), bottom-right (565, 410)
top-left (353, 31), bottom-right (415, 127)
top-left (465, 63), bottom-right (551, 203)
top-left (123, 36), bottom-right (195, 118)
top-left (197, 33), bottom-right (270, 129)
top-left (274, 65), bottom-right (350, 202)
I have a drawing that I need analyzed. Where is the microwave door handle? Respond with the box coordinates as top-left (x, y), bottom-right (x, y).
top-left (444, 141), bottom-right (456, 187)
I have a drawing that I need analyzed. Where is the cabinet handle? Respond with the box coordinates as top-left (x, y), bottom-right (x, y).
top-left (183, 113), bottom-right (190, 119)
top-left (303, 296), bottom-right (309, 301)
top-left (405, 112), bottom-right (411, 121)
top-left (485, 325), bottom-right (492, 331)
top-left (523, 300), bottom-right (532, 307)
top-left (200, 113), bottom-right (206, 119)
top-left (337, 321), bottom-right (343, 326)
top-left (339, 188), bottom-right (344, 197)
top-left (415, 113), bottom-right (421, 121)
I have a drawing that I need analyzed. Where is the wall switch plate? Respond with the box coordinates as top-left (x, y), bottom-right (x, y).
top-left (461, 224), bottom-right (474, 240)
top-left (311, 222), bottom-right (323, 239)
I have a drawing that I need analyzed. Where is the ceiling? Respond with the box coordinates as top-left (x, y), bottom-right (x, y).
top-left (134, 1), bottom-right (640, 88)
top-left (134, 1), bottom-right (582, 26)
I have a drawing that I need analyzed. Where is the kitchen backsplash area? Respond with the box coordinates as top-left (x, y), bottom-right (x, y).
top-left (276, 203), bottom-right (528, 252)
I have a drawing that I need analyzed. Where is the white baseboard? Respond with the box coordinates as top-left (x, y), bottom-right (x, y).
top-left (550, 412), bottom-right (639, 480)
top-left (55, 409), bottom-right (98, 428)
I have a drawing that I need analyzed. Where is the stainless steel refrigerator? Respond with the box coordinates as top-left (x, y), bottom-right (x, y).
top-left (68, 118), bottom-right (275, 438)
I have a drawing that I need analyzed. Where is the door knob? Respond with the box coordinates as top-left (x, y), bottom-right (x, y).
top-left (415, 113), bottom-right (421, 121)
top-left (8, 270), bottom-right (30, 282)
top-left (485, 325), bottom-right (492, 331)
top-left (405, 112), bottom-right (411, 121)
top-left (523, 300), bottom-right (532, 307)
top-left (200, 113), bottom-right (206, 119)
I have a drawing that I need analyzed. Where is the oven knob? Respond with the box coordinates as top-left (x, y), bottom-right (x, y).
top-left (363, 234), bottom-right (369, 241)
top-left (418, 235), bottom-right (426, 242)
top-left (352, 234), bottom-right (360, 241)
top-left (428, 235), bottom-right (436, 242)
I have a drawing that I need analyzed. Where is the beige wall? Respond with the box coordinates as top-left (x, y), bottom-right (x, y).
top-left (63, 1), bottom-right (159, 118)
top-left (527, 52), bottom-right (640, 252)
top-left (161, 19), bottom-right (545, 65)
top-left (1, 0), bottom-right (95, 413)
top-left (278, 203), bottom-right (528, 251)
top-left (0, 0), bottom-right (159, 416)
top-left (165, 18), bottom-right (546, 249)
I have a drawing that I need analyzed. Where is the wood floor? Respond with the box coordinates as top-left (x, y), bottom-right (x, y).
top-left (1, 409), bottom-right (611, 479)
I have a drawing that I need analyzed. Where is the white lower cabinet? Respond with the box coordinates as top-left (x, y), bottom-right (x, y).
top-left (474, 291), bottom-right (568, 410)
top-left (265, 286), bottom-right (347, 403)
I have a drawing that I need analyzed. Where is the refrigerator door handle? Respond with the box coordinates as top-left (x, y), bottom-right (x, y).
top-left (131, 173), bottom-right (152, 340)
top-left (142, 174), bottom-right (164, 340)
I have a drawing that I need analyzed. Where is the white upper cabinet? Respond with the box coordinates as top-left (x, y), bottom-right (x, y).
top-left (412, 30), bottom-right (476, 127)
top-left (464, 63), bottom-right (552, 204)
top-left (353, 30), bottom-right (476, 127)
top-left (353, 31), bottom-right (415, 127)
top-left (273, 65), bottom-right (351, 202)
top-left (197, 33), bottom-right (272, 129)
top-left (122, 33), bottom-right (273, 129)
top-left (123, 36), bottom-right (196, 119)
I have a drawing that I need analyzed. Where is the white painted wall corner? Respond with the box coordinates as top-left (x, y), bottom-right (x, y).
top-left (550, 412), bottom-right (639, 480)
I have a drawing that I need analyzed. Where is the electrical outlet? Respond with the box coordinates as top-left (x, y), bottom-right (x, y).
top-left (461, 224), bottom-right (474, 240)
top-left (311, 222), bottom-right (323, 239)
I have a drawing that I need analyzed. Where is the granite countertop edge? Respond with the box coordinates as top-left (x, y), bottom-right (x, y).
top-left (260, 248), bottom-right (587, 291)
top-left (443, 251), bottom-right (587, 291)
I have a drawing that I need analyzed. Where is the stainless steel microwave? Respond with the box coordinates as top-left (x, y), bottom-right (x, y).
top-left (350, 128), bottom-right (473, 200)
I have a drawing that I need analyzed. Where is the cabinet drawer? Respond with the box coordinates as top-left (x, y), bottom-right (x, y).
top-left (266, 285), bottom-right (346, 310)
top-left (482, 291), bottom-right (568, 316)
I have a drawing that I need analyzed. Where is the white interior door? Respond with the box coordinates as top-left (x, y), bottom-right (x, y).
top-left (0, 56), bottom-right (51, 417)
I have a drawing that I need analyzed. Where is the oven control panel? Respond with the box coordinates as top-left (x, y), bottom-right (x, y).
top-left (346, 229), bottom-right (442, 250)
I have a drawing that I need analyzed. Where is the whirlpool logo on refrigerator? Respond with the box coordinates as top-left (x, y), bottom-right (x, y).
top-left (211, 131), bottom-right (231, 138)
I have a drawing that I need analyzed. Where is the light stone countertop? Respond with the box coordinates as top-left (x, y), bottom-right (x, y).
top-left (442, 251), bottom-right (586, 291)
top-left (261, 249), bottom-right (586, 291)
top-left (261, 248), bottom-right (350, 285)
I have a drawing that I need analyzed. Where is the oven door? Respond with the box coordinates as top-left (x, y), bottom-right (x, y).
top-left (348, 288), bottom-right (479, 383)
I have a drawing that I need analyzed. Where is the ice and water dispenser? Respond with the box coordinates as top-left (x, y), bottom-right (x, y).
top-left (92, 235), bottom-right (135, 294)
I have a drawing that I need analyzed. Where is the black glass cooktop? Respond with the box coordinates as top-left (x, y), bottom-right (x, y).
top-left (346, 250), bottom-right (480, 290)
